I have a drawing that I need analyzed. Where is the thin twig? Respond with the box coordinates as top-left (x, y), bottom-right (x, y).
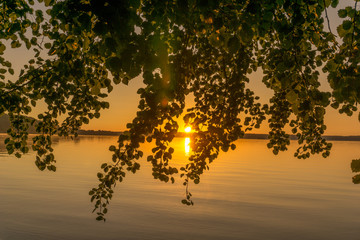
top-left (350, 0), bottom-right (358, 50)
top-left (323, 0), bottom-right (333, 34)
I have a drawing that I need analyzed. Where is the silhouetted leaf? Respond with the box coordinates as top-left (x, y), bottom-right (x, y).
top-left (351, 159), bottom-right (360, 173)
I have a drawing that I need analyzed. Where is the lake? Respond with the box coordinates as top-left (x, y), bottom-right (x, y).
top-left (1, 135), bottom-right (360, 240)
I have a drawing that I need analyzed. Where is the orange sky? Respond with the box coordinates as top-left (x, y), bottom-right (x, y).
top-left (78, 70), bottom-right (360, 135)
top-left (3, 1), bottom-right (360, 135)
top-left (80, 1), bottom-right (360, 135)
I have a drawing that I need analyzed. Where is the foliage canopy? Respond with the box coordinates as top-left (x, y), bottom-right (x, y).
top-left (1, 0), bottom-right (360, 220)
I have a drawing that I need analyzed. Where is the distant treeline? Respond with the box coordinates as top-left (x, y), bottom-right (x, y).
top-left (0, 114), bottom-right (121, 136)
top-left (77, 130), bottom-right (121, 136)
top-left (1, 114), bottom-right (360, 141)
top-left (243, 134), bottom-right (360, 141)
top-left (242, 134), bottom-right (360, 141)
top-left (322, 135), bottom-right (360, 141)
top-left (0, 114), bottom-right (37, 133)
top-left (176, 133), bottom-right (360, 141)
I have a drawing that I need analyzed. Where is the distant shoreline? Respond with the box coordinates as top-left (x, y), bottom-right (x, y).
top-left (1, 130), bottom-right (360, 141)
top-left (77, 131), bottom-right (360, 141)
top-left (1, 114), bottom-right (360, 141)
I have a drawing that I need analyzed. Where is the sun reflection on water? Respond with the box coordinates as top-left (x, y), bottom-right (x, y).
top-left (185, 137), bottom-right (191, 155)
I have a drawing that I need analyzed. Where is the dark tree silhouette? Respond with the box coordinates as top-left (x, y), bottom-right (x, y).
top-left (1, 0), bottom-right (359, 220)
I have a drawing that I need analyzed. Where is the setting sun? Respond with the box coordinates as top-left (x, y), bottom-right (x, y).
top-left (184, 126), bottom-right (192, 133)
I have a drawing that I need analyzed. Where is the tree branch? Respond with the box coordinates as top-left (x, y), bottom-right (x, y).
top-left (0, 66), bottom-right (54, 98)
top-left (323, 0), bottom-right (333, 35)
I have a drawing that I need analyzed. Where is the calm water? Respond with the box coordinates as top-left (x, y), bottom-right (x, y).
top-left (1, 135), bottom-right (360, 240)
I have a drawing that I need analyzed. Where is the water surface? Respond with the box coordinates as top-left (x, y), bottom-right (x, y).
top-left (1, 135), bottom-right (360, 240)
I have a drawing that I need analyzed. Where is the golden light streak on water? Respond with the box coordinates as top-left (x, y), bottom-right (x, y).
top-left (185, 137), bottom-right (190, 155)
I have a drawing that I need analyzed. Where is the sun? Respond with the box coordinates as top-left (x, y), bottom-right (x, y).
top-left (184, 126), bottom-right (192, 133)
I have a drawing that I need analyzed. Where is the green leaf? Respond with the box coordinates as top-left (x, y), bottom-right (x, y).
top-left (122, 77), bottom-right (129, 85)
top-left (286, 90), bottom-right (297, 104)
top-left (44, 0), bottom-right (52, 6)
top-left (351, 159), bottom-right (360, 172)
top-left (239, 23), bottom-right (254, 44)
top-left (338, 9), bottom-right (347, 18)
top-left (227, 36), bottom-right (240, 54)
top-left (342, 20), bottom-right (352, 31)
top-left (93, 22), bottom-right (107, 35)
top-left (331, 0), bottom-right (339, 8)
top-left (105, 37), bottom-right (117, 51)
top-left (106, 57), bottom-right (122, 73)
top-left (91, 85), bottom-right (100, 95)
top-left (130, 0), bottom-right (140, 8)
top-left (315, 107), bottom-right (325, 119)
top-left (352, 174), bottom-right (360, 184)
top-left (0, 44), bottom-right (6, 54)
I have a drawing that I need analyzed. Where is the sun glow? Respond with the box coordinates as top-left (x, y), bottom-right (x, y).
top-left (184, 126), bottom-right (191, 133)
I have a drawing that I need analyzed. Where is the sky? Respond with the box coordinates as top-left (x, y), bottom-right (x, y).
top-left (82, 0), bottom-right (360, 135)
top-left (3, 1), bottom-right (360, 135)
